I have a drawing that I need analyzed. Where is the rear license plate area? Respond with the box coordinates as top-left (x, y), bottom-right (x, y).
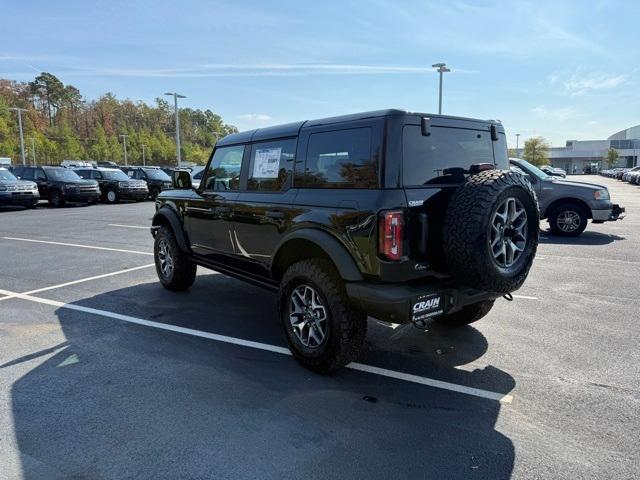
top-left (411, 293), bottom-right (445, 322)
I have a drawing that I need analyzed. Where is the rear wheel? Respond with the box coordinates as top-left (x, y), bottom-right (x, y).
top-left (154, 225), bottom-right (196, 291)
top-left (548, 203), bottom-right (588, 237)
top-left (49, 190), bottom-right (65, 208)
top-left (279, 259), bottom-right (367, 373)
top-left (435, 300), bottom-right (495, 327)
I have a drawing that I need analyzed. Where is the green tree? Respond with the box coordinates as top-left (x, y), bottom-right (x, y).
top-left (522, 137), bottom-right (550, 166)
top-left (605, 148), bottom-right (619, 168)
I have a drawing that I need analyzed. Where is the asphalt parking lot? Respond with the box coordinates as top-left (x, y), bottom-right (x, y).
top-left (1, 175), bottom-right (638, 480)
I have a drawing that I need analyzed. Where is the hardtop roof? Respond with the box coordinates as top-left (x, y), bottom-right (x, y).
top-left (217, 109), bottom-right (501, 146)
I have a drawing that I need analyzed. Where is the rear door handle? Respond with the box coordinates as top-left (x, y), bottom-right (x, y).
top-left (265, 210), bottom-right (284, 219)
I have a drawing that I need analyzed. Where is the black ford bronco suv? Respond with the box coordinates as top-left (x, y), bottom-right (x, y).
top-left (12, 166), bottom-right (100, 207)
top-left (74, 167), bottom-right (148, 203)
top-left (151, 109), bottom-right (539, 372)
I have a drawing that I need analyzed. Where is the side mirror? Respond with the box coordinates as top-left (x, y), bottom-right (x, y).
top-left (172, 170), bottom-right (192, 189)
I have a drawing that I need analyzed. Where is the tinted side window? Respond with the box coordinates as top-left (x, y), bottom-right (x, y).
top-left (75, 170), bottom-right (90, 179)
top-left (34, 169), bottom-right (47, 181)
top-left (402, 125), bottom-right (495, 186)
top-left (203, 145), bottom-right (245, 191)
top-left (247, 138), bottom-right (296, 191)
top-left (92, 170), bottom-right (103, 180)
top-left (302, 128), bottom-right (376, 188)
top-left (13, 167), bottom-right (30, 179)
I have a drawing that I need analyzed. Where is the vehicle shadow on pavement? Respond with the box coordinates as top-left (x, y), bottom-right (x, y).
top-left (9, 276), bottom-right (515, 479)
top-left (539, 230), bottom-right (625, 245)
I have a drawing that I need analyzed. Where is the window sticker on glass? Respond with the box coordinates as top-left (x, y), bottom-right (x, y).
top-left (253, 148), bottom-right (281, 178)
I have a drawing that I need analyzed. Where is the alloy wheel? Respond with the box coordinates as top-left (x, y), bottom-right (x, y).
top-left (490, 197), bottom-right (528, 268)
top-left (289, 284), bottom-right (328, 348)
top-left (556, 210), bottom-right (581, 233)
top-left (157, 239), bottom-right (174, 278)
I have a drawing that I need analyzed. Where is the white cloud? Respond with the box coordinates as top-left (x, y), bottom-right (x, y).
top-left (532, 106), bottom-right (576, 122)
top-left (237, 113), bottom-right (272, 122)
top-left (564, 73), bottom-right (628, 95)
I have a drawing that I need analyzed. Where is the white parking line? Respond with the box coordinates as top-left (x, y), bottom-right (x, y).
top-left (0, 287), bottom-right (512, 404)
top-left (2, 237), bottom-right (152, 256)
top-left (108, 224), bottom-right (149, 230)
top-left (0, 264), bottom-right (156, 303)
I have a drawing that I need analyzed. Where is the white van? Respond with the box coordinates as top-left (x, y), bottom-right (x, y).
top-left (0, 157), bottom-right (11, 168)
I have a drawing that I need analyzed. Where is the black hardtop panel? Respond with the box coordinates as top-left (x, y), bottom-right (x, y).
top-left (217, 109), bottom-right (502, 146)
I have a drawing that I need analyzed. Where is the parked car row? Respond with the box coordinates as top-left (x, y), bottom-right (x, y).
top-left (1, 164), bottom-right (178, 208)
top-left (601, 166), bottom-right (640, 184)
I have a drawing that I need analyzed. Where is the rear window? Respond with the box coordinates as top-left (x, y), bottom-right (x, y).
top-left (402, 125), bottom-right (506, 186)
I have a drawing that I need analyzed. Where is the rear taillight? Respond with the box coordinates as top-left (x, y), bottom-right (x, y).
top-left (378, 210), bottom-right (404, 261)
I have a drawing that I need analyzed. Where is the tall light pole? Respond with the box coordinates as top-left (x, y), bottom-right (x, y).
top-left (141, 144), bottom-right (147, 166)
top-left (9, 107), bottom-right (27, 165)
top-left (164, 92), bottom-right (186, 167)
top-left (119, 134), bottom-right (128, 165)
top-left (431, 63), bottom-right (450, 115)
top-left (29, 136), bottom-right (36, 165)
top-left (516, 133), bottom-right (521, 151)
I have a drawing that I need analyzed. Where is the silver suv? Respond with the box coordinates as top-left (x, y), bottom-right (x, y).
top-left (510, 158), bottom-right (625, 236)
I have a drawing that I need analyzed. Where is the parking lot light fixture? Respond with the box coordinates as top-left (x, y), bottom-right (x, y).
top-left (164, 92), bottom-right (187, 168)
top-left (9, 107), bottom-right (28, 165)
top-left (119, 134), bottom-right (129, 166)
top-left (431, 63), bottom-right (450, 115)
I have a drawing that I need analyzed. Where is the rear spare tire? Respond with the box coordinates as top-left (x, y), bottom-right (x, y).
top-left (442, 170), bottom-right (539, 294)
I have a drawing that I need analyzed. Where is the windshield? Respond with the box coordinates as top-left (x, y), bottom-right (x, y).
top-left (102, 170), bottom-right (130, 181)
top-left (511, 159), bottom-right (550, 180)
top-left (0, 169), bottom-right (17, 181)
top-left (44, 168), bottom-right (83, 182)
top-left (403, 125), bottom-right (506, 186)
top-left (143, 168), bottom-right (171, 180)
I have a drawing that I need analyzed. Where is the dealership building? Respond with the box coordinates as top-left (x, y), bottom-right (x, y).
top-left (514, 124), bottom-right (640, 174)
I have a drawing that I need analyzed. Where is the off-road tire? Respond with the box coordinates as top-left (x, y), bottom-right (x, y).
top-left (443, 170), bottom-right (539, 294)
top-left (105, 189), bottom-right (119, 204)
top-left (435, 300), bottom-right (495, 327)
top-left (548, 202), bottom-right (588, 237)
top-left (154, 225), bottom-right (196, 291)
top-left (49, 190), bottom-right (65, 208)
top-left (279, 259), bottom-right (367, 373)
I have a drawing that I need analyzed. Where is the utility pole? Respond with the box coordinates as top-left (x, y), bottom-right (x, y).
top-left (516, 133), bottom-right (520, 151)
top-left (164, 92), bottom-right (186, 167)
top-left (9, 107), bottom-right (27, 165)
top-left (141, 144), bottom-right (147, 166)
top-left (119, 134), bottom-right (128, 165)
top-left (431, 63), bottom-right (450, 115)
top-left (30, 137), bottom-right (36, 165)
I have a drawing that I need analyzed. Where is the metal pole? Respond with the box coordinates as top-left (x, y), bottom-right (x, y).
top-left (164, 92), bottom-right (186, 168)
top-left (516, 133), bottom-right (520, 151)
top-left (119, 134), bottom-right (128, 165)
top-left (174, 95), bottom-right (181, 168)
top-left (142, 144), bottom-right (146, 166)
top-left (431, 64), bottom-right (450, 115)
top-left (30, 137), bottom-right (36, 165)
top-left (10, 108), bottom-right (27, 165)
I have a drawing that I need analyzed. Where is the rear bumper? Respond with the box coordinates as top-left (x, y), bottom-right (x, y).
top-left (592, 204), bottom-right (625, 222)
top-left (345, 281), bottom-right (500, 324)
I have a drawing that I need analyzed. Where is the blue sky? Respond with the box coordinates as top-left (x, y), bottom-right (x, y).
top-left (1, 0), bottom-right (638, 146)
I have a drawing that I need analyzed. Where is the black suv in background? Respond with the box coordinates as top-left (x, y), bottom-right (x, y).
top-left (0, 167), bottom-right (39, 208)
top-left (12, 166), bottom-right (100, 207)
top-left (151, 109), bottom-right (539, 372)
top-left (119, 166), bottom-right (172, 199)
top-left (75, 167), bottom-right (148, 203)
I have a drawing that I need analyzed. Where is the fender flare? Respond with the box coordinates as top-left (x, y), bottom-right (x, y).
top-left (152, 207), bottom-right (191, 253)
top-left (271, 229), bottom-right (363, 282)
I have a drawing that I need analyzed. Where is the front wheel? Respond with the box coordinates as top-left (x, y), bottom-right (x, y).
top-left (548, 203), bottom-right (588, 237)
top-left (105, 189), bottom-right (119, 204)
top-left (435, 300), bottom-right (495, 327)
top-left (154, 225), bottom-right (196, 291)
top-left (49, 190), bottom-right (65, 208)
top-left (279, 259), bottom-right (367, 373)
